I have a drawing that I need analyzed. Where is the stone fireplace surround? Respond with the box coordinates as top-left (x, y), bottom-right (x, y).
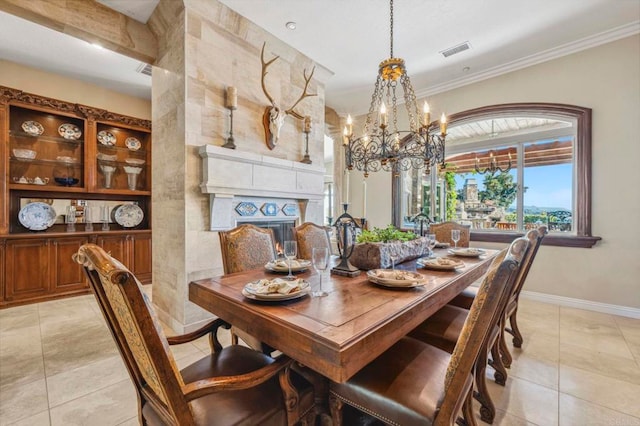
top-left (199, 144), bottom-right (326, 234)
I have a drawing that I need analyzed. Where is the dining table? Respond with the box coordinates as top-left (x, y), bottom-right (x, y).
top-left (189, 248), bottom-right (499, 384)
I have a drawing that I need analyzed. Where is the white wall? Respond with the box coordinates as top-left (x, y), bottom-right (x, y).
top-left (356, 35), bottom-right (640, 310)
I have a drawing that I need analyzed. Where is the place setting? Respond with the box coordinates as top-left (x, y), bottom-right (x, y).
top-left (242, 277), bottom-right (310, 302)
top-left (366, 269), bottom-right (427, 289)
top-left (264, 241), bottom-right (311, 276)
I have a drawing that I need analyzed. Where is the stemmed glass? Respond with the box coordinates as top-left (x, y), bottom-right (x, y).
top-left (389, 244), bottom-right (399, 270)
top-left (311, 247), bottom-right (329, 297)
top-left (427, 233), bottom-right (437, 257)
top-left (283, 240), bottom-right (297, 280)
top-left (451, 230), bottom-right (461, 249)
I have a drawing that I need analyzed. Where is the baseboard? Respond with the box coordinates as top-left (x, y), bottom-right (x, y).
top-left (520, 290), bottom-right (640, 319)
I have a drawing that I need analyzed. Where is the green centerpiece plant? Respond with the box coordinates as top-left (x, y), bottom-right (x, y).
top-left (356, 225), bottom-right (418, 244)
top-left (351, 225), bottom-right (425, 270)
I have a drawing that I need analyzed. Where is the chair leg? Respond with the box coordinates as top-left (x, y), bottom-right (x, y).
top-left (460, 387), bottom-right (477, 426)
top-left (489, 339), bottom-right (508, 386)
top-left (508, 308), bottom-right (524, 348)
top-left (498, 323), bottom-right (513, 369)
top-left (473, 345), bottom-right (496, 424)
top-left (328, 393), bottom-right (344, 426)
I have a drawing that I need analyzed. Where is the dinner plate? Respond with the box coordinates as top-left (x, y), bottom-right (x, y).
top-left (417, 257), bottom-right (465, 271)
top-left (366, 269), bottom-right (426, 288)
top-left (448, 248), bottom-right (486, 258)
top-left (58, 123), bottom-right (82, 140)
top-left (98, 130), bottom-right (117, 146)
top-left (125, 137), bottom-right (142, 151)
top-left (113, 204), bottom-right (144, 228)
top-left (242, 280), bottom-right (310, 301)
top-left (265, 259), bottom-right (311, 273)
top-left (21, 120), bottom-right (44, 136)
top-left (18, 202), bottom-right (57, 231)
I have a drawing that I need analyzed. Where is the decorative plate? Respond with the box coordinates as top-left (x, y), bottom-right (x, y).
top-left (113, 204), bottom-right (144, 228)
top-left (242, 279), bottom-right (310, 301)
top-left (448, 248), bottom-right (486, 258)
top-left (265, 259), bottom-right (312, 273)
top-left (58, 123), bottom-right (82, 140)
top-left (125, 137), bottom-right (141, 151)
top-left (18, 202), bottom-right (57, 231)
top-left (97, 130), bottom-right (117, 146)
top-left (21, 120), bottom-right (44, 136)
top-left (417, 257), bottom-right (465, 271)
top-left (366, 269), bottom-right (426, 288)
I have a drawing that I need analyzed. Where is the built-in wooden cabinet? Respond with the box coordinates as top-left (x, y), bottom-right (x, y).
top-left (0, 86), bottom-right (152, 308)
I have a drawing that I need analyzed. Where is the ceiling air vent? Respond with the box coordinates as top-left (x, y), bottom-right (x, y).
top-left (136, 63), bottom-right (152, 76)
top-left (440, 41), bottom-right (471, 58)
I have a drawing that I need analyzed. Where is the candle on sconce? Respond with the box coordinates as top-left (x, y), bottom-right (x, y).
top-left (346, 114), bottom-right (353, 137)
top-left (226, 86), bottom-right (237, 109)
top-left (304, 116), bottom-right (312, 133)
top-left (343, 126), bottom-right (349, 145)
top-left (423, 101), bottom-right (431, 127)
top-left (440, 113), bottom-right (447, 135)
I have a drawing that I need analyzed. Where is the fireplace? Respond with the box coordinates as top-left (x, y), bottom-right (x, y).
top-left (240, 220), bottom-right (296, 254)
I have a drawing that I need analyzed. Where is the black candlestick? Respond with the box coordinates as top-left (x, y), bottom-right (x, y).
top-left (301, 131), bottom-right (311, 164)
top-left (331, 203), bottom-right (361, 277)
top-left (222, 108), bottom-right (236, 149)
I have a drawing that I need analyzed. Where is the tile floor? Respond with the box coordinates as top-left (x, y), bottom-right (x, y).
top-left (0, 293), bottom-right (639, 426)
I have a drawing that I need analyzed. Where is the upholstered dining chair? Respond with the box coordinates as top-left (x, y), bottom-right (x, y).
top-left (328, 240), bottom-right (523, 426)
top-left (409, 234), bottom-right (532, 424)
top-left (292, 222), bottom-right (331, 260)
top-left (73, 243), bottom-right (316, 426)
top-left (219, 224), bottom-right (278, 352)
top-left (449, 226), bottom-right (548, 365)
top-left (430, 221), bottom-right (471, 247)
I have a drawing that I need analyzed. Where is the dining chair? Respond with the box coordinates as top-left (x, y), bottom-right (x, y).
top-left (292, 222), bottom-right (332, 260)
top-left (449, 226), bottom-right (548, 365)
top-left (328, 241), bottom-right (523, 426)
top-left (430, 221), bottom-right (471, 247)
top-left (408, 235), bottom-right (531, 424)
top-left (219, 224), bottom-right (278, 352)
top-left (73, 243), bottom-right (316, 426)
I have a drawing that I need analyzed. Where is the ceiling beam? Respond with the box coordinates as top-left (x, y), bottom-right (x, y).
top-left (0, 0), bottom-right (157, 64)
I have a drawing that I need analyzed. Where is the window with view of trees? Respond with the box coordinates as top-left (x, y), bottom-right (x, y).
top-left (393, 103), bottom-right (599, 247)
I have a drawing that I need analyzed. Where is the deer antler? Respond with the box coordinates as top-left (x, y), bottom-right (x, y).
top-left (260, 42), bottom-right (279, 107)
top-left (285, 66), bottom-right (317, 120)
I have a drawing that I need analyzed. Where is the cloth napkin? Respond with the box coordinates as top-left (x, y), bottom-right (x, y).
top-left (251, 278), bottom-right (302, 294)
top-left (273, 259), bottom-right (302, 268)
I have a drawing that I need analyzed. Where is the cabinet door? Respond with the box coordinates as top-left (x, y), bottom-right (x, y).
top-left (4, 239), bottom-right (50, 302)
top-left (50, 237), bottom-right (90, 293)
top-left (96, 234), bottom-right (129, 267)
top-left (131, 233), bottom-right (152, 283)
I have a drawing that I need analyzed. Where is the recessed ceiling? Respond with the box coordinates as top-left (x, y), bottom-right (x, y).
top-left (1, 0), bottom-right (638, 114)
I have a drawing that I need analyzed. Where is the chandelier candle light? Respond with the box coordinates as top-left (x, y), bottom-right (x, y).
top-left (343, 0), bottom-right (447, 178)
top-left (474, 150), bottom-right (512, 175)
top-left (223, 86), bottom-right (237, 149)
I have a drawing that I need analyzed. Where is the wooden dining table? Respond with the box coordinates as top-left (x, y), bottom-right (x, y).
top-left (189, 248), bottom-right (499, 384)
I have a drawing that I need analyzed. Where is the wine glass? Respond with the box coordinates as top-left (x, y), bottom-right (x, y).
top-left (388, 244), bottom-right (399, 270)
top-left (311, 247), bottom-right (329, 297)
top-left (451, 229), bottom-right (461, 249)
top-left (283, 240), bottom-right (297, 280)
top-left (427, 233), bottom-right (437, 257)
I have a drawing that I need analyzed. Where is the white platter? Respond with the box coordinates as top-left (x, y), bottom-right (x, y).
top-left (113, 204), bottom-right (144, 228)
top-left (448, 248), bottom-right (486, 258)
top-left (366, 269), bottom-right (426, 288)
top-left (125, 137), bottom-right (141, 151)
top-left (58, 123), bottom-right (82, 140)
top-left (417, 257), bottom-right (465, 271)
top-left (21, 120), bottom-right (44, 136)
top-left (265, 259), bottom-right (311, 273)
top-left (97, 130), bottom-right (116, 146)
top-left (242, 279), bottom-right (310, 301)
top-left (18, 202), bottom-right (57, 231)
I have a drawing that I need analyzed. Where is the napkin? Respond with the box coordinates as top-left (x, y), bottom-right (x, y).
top-left (433, 258), bottom-right (462, 267)
top-left (273, 259), bottom-right (302, 268)
top-left (374, 270), bottom-right (416, 281)
top-left (251, 278), bottom-right (301, 294)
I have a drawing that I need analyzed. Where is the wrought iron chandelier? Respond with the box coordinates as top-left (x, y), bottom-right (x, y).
top-left (474, 150), bottom-right (512, 175)
top-left (343, 0), bottom-right (447, 178)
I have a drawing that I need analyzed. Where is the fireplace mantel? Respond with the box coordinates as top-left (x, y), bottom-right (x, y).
top-left (199, 144), bottom-right (325, 230)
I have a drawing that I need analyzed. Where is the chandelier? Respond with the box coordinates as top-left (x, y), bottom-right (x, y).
top-left (474, 150), bottom-right (513, 175)
top-left (343, 0), bottom-right (447, 178)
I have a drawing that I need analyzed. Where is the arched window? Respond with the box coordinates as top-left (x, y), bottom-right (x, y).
top-left (393, 103), bottom-right (600, 247)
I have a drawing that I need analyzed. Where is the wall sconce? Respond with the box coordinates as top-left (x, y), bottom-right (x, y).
top-left (301, 115), bottom-right (312, 164)
top-left (223, 86), bottom-right (237, 149)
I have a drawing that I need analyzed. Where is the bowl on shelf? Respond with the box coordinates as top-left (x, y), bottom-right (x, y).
top-left (56, 155), bottom-right (76, 163)
top-left (124, 158), bottom-right (145, 165)
top-left (54, 177), bottom-right (80, 186)
top-left (97, 152), bottom-right (117, 162)
top-left (12, 148), bottom-right (37, 161)
top-left (123, 166), bottom-right (143, 174)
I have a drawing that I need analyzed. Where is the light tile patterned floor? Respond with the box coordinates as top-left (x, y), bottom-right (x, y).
top-left (0, 293), bottom-right (638, 425)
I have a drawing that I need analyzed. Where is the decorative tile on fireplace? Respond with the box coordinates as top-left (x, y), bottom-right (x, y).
top-left (235, 202), bottom-right (258, 216)
top-left (282, 204), bottom-right (297, 216)
top-left (261, 203), bottom-right (278, 216)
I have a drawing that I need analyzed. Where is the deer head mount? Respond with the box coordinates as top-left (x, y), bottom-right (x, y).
top-left (261, 42), bottom-right (316, 150)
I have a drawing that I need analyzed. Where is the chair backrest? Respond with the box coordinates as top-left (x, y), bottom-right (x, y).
top-left (73, 244), bottom-right (194, 424)
top-left (219, 224), bottom-right (277, 274)
top-left (437, 236), bottom-right (529, 424)
top-left (292, 222), bottom-right (332, 260)
top-left (430, 221), bottom-right (471, 247)
top-left (510, 225), bottom-right (548, 304)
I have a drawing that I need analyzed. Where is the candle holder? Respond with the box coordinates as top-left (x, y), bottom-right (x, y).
top-left (301, 128), bottom-right (312, 164)
top-left (331, 203), bottom-right (361, 277)
top-left (222, 107), bottom-right (237, 150)
top-left (410, 208), bottom-right (432, 237)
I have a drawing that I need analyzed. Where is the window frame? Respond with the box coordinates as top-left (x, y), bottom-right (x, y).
top-left (392, 102), bottom-right (600, 248)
